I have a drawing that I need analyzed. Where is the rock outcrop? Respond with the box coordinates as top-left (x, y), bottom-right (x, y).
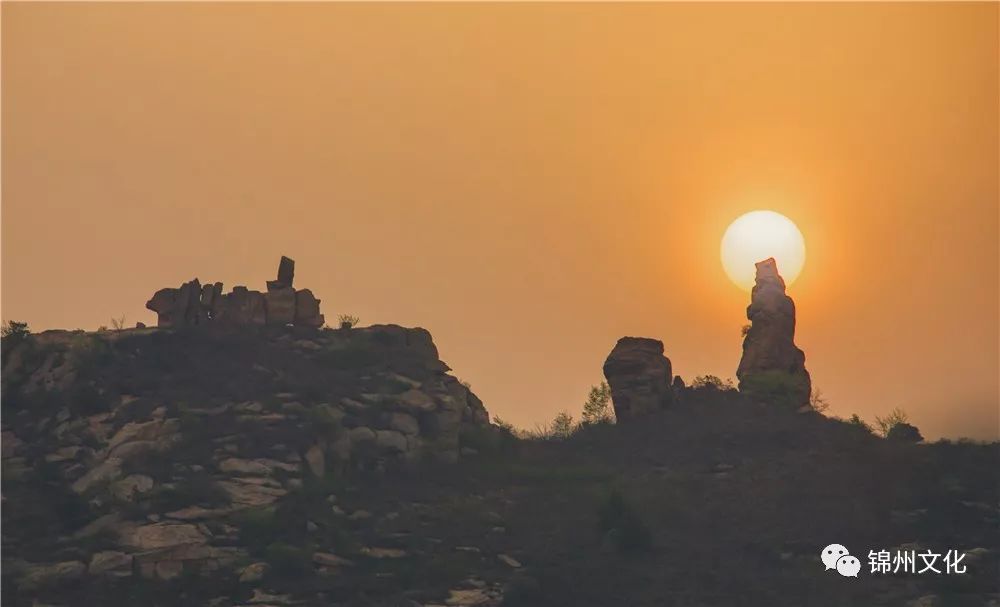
top-left (602, 337), bottom-right (674, 422)
top-left (736, 258), bottom-right (811, 408)
top-left (1, 321), bottom-right (492, 597)
top-left (145, 256), bottom-right (325, 328)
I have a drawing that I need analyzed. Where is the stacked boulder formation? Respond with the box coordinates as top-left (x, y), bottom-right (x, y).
top-left (736, 258), bottom-right (811, 408)
top-left (145, 256), bottom-right (324, 328)
top-left (602, 337), bottom-right (674, 422)
top-left (1, 322), bottom-right (493, 594)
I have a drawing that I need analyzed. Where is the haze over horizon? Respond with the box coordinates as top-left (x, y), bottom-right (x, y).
top-left (3, 2), bottom-right (997, 439)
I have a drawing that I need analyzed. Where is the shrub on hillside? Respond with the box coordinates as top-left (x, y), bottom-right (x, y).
top-left (582, 382), bottom-right (614, 425)
top-left (847, 413), bottom-right (874, 434)
top-left (1, 320), bottom-right (31, 365)
top-left (886, 421), bottom-right (924, 443)
top-left (738, 370), bottom-right (809, 409)
top-left (550, 411), bottom-right (576, 439)
top-left (874, 407), bottom-right (910, 438)
top-left (808, 388), bottom-right (830, 413)
top-left (2, 320), bottom-right (29, 342)
top-left (691, 375), bottom-right (736, 392)
top-left (337, 314), bottom-right (360, 329)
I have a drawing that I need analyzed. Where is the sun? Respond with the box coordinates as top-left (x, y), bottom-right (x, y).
top-left (721, 210), bottom-right (805, 291)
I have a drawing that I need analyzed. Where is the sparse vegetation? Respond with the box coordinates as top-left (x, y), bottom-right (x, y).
top-left (338, 314), bottom-right (360, 329)
top-left (738, 370), bottom-right (809, 409)
top-left (492, 416), bottom-right (516, 434)
top-left (691, 375), bottom-right (736, 391)
top-left (847, 413), bottom-right (873, 433)
top-left (808, 387), bottom-right (830, 413)
top-left (1, 320), bottom-right (31, 365)
top-left (110, 314), bottom-right (127, 331)
top-left (874, 407), bottom-right (910, 438)
top-left (582, 382), bottom-right (614, 425)
top-left (550, 411), bottom-right (576, 439)
top-left (2, 320), bottom-right (30, 341)
top-left (741, 323), bottom-right (751, 337)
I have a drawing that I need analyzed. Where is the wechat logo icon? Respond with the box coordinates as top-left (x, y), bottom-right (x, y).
top-left (821, 544), bottom-right (860, 578)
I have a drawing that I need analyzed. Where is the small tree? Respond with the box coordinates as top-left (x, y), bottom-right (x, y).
top-left (550, 411), bottom-right (576, 439)
top-left (492, 417), bottom-right (516, 435)
top-left (338, 314), bottom-right (360, 329)
top-left (847, 413), bottom-right (873, 434)
top-left (691, 375), bottom-right (735, 391)
top-left (874, 407), bottom-right (910, 438)
top-left (110, 314), bottom-right (127, 331)
top-left (582, 382), bottom-right (614, 425)
top-left (809, 388), bottom-right (830, 413)
top-left (1, 320), bottom-right (29, 341)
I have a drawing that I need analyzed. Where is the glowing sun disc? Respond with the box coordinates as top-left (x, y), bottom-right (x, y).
top-left (721, 210), bottom-right (805, 291)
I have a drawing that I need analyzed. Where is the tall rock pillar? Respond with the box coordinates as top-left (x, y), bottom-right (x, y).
top-left (736, 258), bottom-right (811, 409)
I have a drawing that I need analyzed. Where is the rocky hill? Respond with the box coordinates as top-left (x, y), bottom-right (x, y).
top-left (1, 259), bottom-right (997, 607)
top-left (1, 323), bottom-right (494, 605)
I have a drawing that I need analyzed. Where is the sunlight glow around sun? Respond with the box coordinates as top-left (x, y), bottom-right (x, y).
top-left (721, 210), bottom-right (805, 291)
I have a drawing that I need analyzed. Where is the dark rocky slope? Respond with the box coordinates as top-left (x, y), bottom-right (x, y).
top-left (1, 326), bottom-right (997, 607)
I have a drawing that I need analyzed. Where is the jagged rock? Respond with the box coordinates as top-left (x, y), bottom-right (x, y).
top-left (445, 588), bottom-right (493, 606)
top-left (396, 389), bottom-right (436, 411)
top-left (218, 457), bottom-right (298, 476)
top-left (265, 287), bottom-right (296, 325)
top-left (267, 256), bottom-right (295, 291)
top-left (312, 552), bottom-right (354, 568)
top-left (218, 480), bottom-right (287, 507)
top-left (294, 289), bottom-right (324, 328)
top-left (388, 412), bottom-right (419, 435)
top-left (111, 474), bottom-right (154, 501)
top-left (106, 419), bottom-right (179, 457)
top-left (887, 422), bottom-right (924, 443)
top-left (497, 554), bottom-right (522, 568)
top-left (221, 287), bottom-right (267, 325)
top-left (602, 337), bottom-right (674, 422)
top-left (71, 458), bottom-right (122, 494)
top-left (145, 257), bottom-right (327, 328)
top-left (304, 444), bottom-right (325, 478)
top-left (165, 506), bottom-right (231, 520)
top-left (239, 562), bottom-right (269, 582)
top-left (360, 547), bottom-right (407, 559)
top-left (88, 551), bottom-right (133, 577)
top-left (247, 589), bottom-right (295, 605)
top-left (45, 445), bottom-right (83, 463)
top-left (375, 430), bottom-right (408, 452)
top-left (120, 523), bottom-right (206, 551)
top-left (348, 426), bottom-right (377, 444)
top-left (18, 560), bottom-right (87, 590)
top-left (736, 258), bottom-right (811, 409)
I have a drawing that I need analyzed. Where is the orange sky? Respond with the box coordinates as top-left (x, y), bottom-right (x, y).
top-left (3, 2), bottom-right (998, 439)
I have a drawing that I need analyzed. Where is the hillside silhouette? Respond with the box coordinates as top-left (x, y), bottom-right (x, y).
top-left (1, 259), bottom-right (996, 607)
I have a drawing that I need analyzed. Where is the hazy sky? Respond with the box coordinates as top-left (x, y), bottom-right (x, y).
top-left (3, 3), bottom-right (997, 439)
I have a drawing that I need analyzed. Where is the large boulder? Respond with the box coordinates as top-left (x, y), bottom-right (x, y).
top-left (145, 257), bottom-right (325, 328)
top-left (146, 279), bottom-right (204, 327)
top-left (736, 258), bottom-right (811, 409)
top-left (266, 255), bottom-right (295, 291)
top-left (264, 287), bottom-right (296, 325)
top-left (602, 337), bottom-right (674, 422)
top-left (294, 289), bottom-right (325, 327)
